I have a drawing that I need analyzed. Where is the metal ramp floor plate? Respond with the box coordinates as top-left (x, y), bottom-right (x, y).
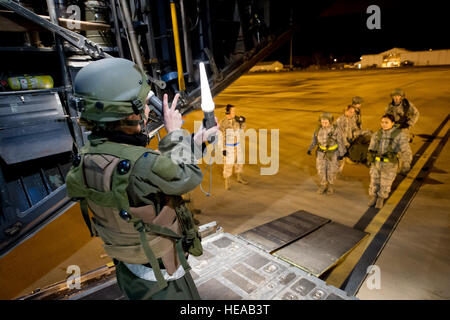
top-left (237, 210), bottom-right (330, 252)
top-left (22, 232), bottom-right (356, 300)
top-left (274, 222), bottom-right (368, 277)
top-left (188, 232), bottom-right (355, 300)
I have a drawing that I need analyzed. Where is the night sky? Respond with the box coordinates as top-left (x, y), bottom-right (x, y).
top-left (269, 0), bottom-right (450, 64)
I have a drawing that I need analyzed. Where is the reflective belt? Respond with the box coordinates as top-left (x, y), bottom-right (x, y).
top-left (318, 144), bottom-right (338, 151)
top-left (375, 156), bottom-right (390, 162)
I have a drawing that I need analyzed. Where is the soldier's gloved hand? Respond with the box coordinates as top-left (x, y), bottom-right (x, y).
top-left (163, 93), bottom-right (182, 133)
top-left (223, 150), bottom-right (227, 156)
top-left (307, 150), bottom-right (312, 156)
top-left (193, 116), bottom-right (219, 145)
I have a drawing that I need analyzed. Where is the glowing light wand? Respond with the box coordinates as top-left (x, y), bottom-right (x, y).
top-left (199, 62), bottom-right (216, 143)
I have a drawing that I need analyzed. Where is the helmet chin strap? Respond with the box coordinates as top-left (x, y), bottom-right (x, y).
top-left (139, 103), bottom-right (149, 137)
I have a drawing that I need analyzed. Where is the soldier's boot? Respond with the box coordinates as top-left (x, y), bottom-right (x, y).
top-left (236, 173), bottom-right (248, 185)
top-left (368, 195), bottom-right (377, 207)
top-left (326, 184), bottom-right (335, 195)
top-left (317, 184), bottom-right (327, 194)
top-left (224, 177), bottom-right (231, 190)
top-left (375, 197), bottom-right (385, 209)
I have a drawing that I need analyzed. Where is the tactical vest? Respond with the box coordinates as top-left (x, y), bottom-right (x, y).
top-left (314, 124), bottom-right (339, 153)
top-left (368, 128), bottom-right (401, 163)
top-left (355, 109), bottom-right (362, 130)
top-left (65, 139), bottom-right (194, 292)
top-left (388, 99), bottom-right (410, 128)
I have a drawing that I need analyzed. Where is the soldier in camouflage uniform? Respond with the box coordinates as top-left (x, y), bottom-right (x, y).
top-left (307, 112), bottom-right (346, 195)
top-left (336, 105), bottom-right (358, 173)
top-left (65, 58), bottom-right (218, 300)
top-left (367, 114), bottom-right (412, 209)
top-left (351, 96), bottom-right (364, 131)
top-left (219, 104), bottom-right (248, 190)
top-left (342, 96), bottom-right (373, 166)
top-left (385, 88), bottom-right (419, 142)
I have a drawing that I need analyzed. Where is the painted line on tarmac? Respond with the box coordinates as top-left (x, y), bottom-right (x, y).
top-left (323, 115), bottom-right (450, 292)
top-left (353, 114), bottom-right (450, 231)
top-left (340, 119), bottom-right (450, 295)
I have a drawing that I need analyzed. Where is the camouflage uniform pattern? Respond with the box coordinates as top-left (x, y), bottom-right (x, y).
top-left (352, 107), bottom-right (362, 131)
top-left (385, 99), bottom-right (419, 139)
top-left (308, 125), bottom-right (346, 187)
top-left (351, 96), bottom-right (363, 130)
top-left (368, 127), bottom-right (412, 199)
top-left (336, 114), bottom-right (359, 149)
top-left (336, 114), bottom-right (359, 173)
top-left (385, 100), bottom-right (419, 127)
top-left (219, 117), bottom-right (246, 178)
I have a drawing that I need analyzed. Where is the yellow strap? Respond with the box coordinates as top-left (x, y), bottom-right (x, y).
top-left (375, 156), bottom-right (390, 162)
top-left (319, 144), bottom-right (338, 151)
top-left (328, 144), bottom-right (338, 150)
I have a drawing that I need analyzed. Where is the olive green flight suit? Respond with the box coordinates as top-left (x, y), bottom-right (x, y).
top-left (67, 129), bottom-right (204, 300)
top-left (120, 129), bottom-right (203, 300)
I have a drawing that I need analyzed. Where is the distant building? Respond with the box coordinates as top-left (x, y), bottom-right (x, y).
top-left (249, 61), bottom-right (284, 72)
top-left (357, 48), bottom-right (450, 68)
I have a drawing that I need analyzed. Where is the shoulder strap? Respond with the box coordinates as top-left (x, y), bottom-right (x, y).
top-left (387, 128), bottom-right (402, 154)
top-left (391, 127), bottom-right (401, 139)
top-left (371, 129), bottom-right (383, 152)
top-left (80, 198), bottom-right (97, 237)
top-left (402, 99), bottom-right (410, 115)
top-left (326, 124), bottom-right (338, 145)
top-left (313, 127), bottom-right (319, 140)
top-left (387, 128), bottom-right (402, 153)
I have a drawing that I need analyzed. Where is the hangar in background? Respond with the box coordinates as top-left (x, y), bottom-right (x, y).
top-left (249, 61), bottom-right (284, 72)
top-left (357, 48), bottom-right (450, 68)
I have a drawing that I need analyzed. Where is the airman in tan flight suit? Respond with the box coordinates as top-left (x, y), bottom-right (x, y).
top-left (219, 104), bottom-right (248, 190)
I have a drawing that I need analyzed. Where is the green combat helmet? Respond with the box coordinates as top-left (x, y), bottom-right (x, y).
top-left (352, 96), bottom-right (363, 105)
top-left (74, 58), bottom-right (151, 134)
top-left (390, 88), bottom-right (405, 97)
